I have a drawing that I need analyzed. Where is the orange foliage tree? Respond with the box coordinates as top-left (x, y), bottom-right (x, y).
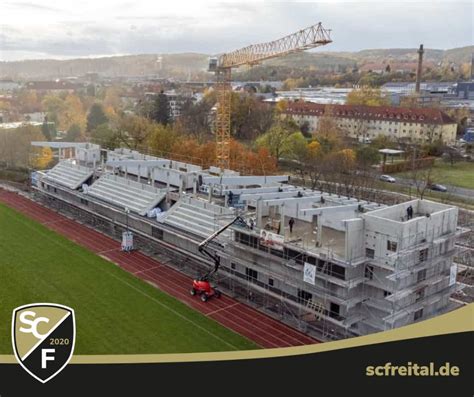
top-left (167, 137), bottom-right (277, 175)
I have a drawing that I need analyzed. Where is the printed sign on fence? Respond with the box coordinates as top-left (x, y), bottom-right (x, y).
top-left (259, 229), bottom-right (284, 251)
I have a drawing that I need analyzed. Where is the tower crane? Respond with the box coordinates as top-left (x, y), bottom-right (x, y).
top-left (209, 22), bottom-right (332, 170)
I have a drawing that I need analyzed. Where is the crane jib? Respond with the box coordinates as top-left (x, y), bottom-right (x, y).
top-left (212, 21), bottom-right (332, 170)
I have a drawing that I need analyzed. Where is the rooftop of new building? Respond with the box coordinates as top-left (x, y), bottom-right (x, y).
top-left (364, 199), bottom-right (455, 224)
top-left (34, 143), bottom-right (459, 265)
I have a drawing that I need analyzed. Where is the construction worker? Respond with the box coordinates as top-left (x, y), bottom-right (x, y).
top-left (407, 205), bottom-right (413, 220)
top-left (289, 217), bottom-right (295, 234)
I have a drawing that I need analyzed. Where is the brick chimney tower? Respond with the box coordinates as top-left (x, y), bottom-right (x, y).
top-left (415, 44), bottom-right (424, 93)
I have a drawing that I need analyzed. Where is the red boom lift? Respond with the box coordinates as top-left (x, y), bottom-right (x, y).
top-left (190, 216), bottom-right (246, 302)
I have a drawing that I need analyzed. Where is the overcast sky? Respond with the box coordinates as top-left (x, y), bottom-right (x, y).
top-left (0, 0), bottom-right (472, 61)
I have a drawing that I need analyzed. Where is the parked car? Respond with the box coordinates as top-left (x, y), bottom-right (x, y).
top-left (429, 183), bottom-right (448, 193)
top-left (379, 174), bottom-right (396, 183)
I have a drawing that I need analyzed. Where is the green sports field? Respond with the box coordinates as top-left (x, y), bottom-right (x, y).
top-left (0, 204), bottom-right (257, 354)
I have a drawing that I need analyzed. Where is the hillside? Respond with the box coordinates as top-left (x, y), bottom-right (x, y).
top-left (0, 46), bottom-right (471, 81)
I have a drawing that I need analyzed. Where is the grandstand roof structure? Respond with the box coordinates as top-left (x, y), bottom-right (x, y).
top-left (159, 196), bottom-right (234, 239)
top-left (85, 173), bottom-right (167, 216)
top-left (43, 160), bottom-right (94, 190)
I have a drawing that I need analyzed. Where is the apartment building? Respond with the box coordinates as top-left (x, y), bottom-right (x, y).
top-left (284, 102), bottom-right (457, 144)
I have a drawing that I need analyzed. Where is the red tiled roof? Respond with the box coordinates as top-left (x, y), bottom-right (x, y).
top-left (284, 102), bottom-right (456, 125)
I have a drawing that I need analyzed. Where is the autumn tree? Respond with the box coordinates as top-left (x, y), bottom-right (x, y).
top-left (244, 147), bottom-right (278, 175)
top-left (147, 123), bottom-right (180, 156)
top-left (0, 125), bottom-right (45, 168)
top-left (407, 145), bottom-right (437, 200)
top-left (33, 147), bottom-right (53, 169)
top-left (314, 108), bottom-right (343, 153)
top-left (326, 149), bottom-right (357, 196)
top-left (91, 124), bottom-right (120, 149)
top-left (356, 145), bottom-right (380, 168)
top-left (444, 107), bottom-right (470, 135)
top-left (59, 94), bottom-right (87, 132)
top-left (178, 93), bottom-right (215, 138)
top-left (42, 94), bottom-right (66, 128)
top-left (346, 86), bottom-right (390, 106)
top-left (295, 140), bottom-right (326, 189)
top-left (256, 120), bottom-right (300, 162)
top-left (117, 115), bottom-right (153, 149)
top-left (231, 93), bottom-right (274, 141)
top-left (103, 86), bottom-right (122, 110)
top-left (17, 90), bottom-right (40, 113)
top-left (282, 77), bottom-right (304, 90)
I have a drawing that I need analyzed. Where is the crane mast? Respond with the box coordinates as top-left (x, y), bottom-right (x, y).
top-left (210, 22), bottom-right (332, 170)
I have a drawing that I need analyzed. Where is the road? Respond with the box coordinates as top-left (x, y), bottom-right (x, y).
top-left (388, 176), bottom-right (474, 201)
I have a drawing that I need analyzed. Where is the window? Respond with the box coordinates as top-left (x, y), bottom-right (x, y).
top-left (415, 288), bottom-right (425, 302)
top-left (414, 308), bottom-right (423, 321)
top-left (245, 267), bottom-right (258, 281)
top-left (151, 227), bottom-right (163, 240)
top-left (286, 248), bottom-right (306, 266)
top-left (366, 248), bottom-right (375, 259)
top-left (297, 289), bottom-right (312, 304)
top-left (236, 232), bottom-right (258, 249)
top-left (329, 302), bottom-right (341, 319)
top-left (365, 265), bottom-right (374, 280)
top-left (331, 264), bottom-right (346, 280)
top-left (268, 278), bottom-right (274, 287)
top-left (417, 269), bottom-right (427, 282)
top-left (231, 263), bottom-right (236, 270)
top-left (387, 240), bottom-right (397, 252)
top-left (383, 290), bottom-right (391, 298)
top-left (419, 248), bottom-right (429, 262)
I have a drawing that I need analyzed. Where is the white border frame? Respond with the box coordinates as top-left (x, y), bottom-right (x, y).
top-left (11, 302), bottom-right (76, 384)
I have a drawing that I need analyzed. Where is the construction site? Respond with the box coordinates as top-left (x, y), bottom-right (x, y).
top-left (19, 139), bottom-right (462, 341)
top-left (3, 22), bottom-right (471, 343)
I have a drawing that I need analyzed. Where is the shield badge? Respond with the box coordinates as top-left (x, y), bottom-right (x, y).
top-left (12, 303), bottom-right (76, 383)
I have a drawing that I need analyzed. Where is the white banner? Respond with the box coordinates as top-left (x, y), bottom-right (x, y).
top-left (121, 231), bottom-right (134, 251)
top-left (303, 262), bottom-right (316, 285)
top-left (259, 229), bottom-right (284, 251)
top-left (449, 264), bottom-right (457, 286)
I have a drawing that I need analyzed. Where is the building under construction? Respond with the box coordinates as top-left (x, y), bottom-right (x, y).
top-left (29, 142), bottom-right (462, 341)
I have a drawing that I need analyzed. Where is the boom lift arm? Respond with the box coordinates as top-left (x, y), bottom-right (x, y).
top-left (198, 216), bottom-right (246, 280)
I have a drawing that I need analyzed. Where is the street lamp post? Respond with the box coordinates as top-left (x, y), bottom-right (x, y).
top-left (125, 207), bottom-right (130, 232)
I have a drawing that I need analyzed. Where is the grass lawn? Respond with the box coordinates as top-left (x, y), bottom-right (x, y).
top-left (395, 160), bottom-right (474, 190)
top-left (430, 161), bottom-right (474, 190)
top-left (0, 204), bottom-right (258, 354)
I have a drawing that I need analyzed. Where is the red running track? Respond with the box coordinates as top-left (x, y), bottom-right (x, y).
top-left (0, 189), bottom-right (318, 348)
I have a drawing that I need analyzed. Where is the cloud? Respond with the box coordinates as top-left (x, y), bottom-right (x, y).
top-left (0, 0), bottom-right (472, 61)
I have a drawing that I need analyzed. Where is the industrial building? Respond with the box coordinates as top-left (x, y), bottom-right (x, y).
top-left (30, 142), bottom-right (461, 341)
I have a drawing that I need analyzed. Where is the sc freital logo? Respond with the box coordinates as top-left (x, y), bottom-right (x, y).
top-left (12, 303), bottom-right (76, 383)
